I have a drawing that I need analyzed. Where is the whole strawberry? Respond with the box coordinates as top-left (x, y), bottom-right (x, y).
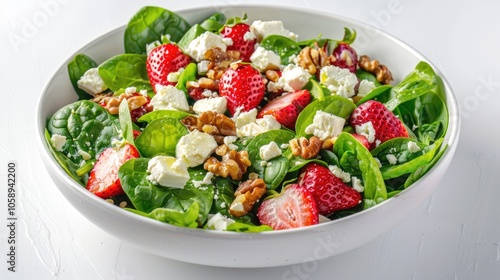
top-left (146, 43), bottom-right (192, 92)
top-left (298, 163), bottom-right (361, 216)
top-left (220, 23), bottom-right (256, 62)
top-left (257, 184), bottom-right (318, 230)
top-left (219, 63), bottom-right (265, 116)
top-left (350, 100), bottom-right (409, 149)
top-left (86, 143), bottom-right (140, 199)
top-left (257, 89), bottom-right (311, 130)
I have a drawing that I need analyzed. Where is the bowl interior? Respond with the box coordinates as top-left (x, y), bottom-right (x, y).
top-left (36, 4), bottom-right (460, 267)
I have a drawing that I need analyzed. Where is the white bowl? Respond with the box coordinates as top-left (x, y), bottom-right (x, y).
top-left (36, 5), bottom-right (460, 267)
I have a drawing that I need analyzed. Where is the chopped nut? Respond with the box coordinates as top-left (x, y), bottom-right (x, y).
top-left (358, 55), bottom-right (393, 85)
top-left (182, 111), bottom-right (236, 144)
top-left (204, 144), bottom-right (251, 180)
top-left (297, 46), bottom-right (331, 75)
top-left (229, 179), bottom-right (267, 217)
top-left (105, 97), bottom-right (121, 115)
top-left (128, 96), bottom-right (148, 111)
top-left (265, 70), bottom-right (280, 83)
top-left (204, 47), bottom-right (241, 80)
top-left (289, 136), bottom-right (323, 159)
top-left (197, 77), bottom-right (217, 90)
top-left (321, 137), bottom-right (338, 150)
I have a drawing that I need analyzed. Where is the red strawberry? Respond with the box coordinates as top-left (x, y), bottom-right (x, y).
top-left (130, 94), bottom-right (153, 122)
top-left (332, 43), bottom-right (358, 73)
top-left (257, 89), bottom-right (311, 130)
top-left (350, 100), bottom-right (409, 149)
top-left (188, 87), bottom-right (206, 101)
top-left (220, 23), bottom-right (256, 62)
top-left (298, 163), bottom-right (361, 216)
top-left (86, 143), bottom-right (140, 199)
top-left (257, 184), bottom-right (318, 230)
top-left (146, 43), bottom-right (192, 92)
top-left (351, 133), bottom-right (370, 150)
top-left (219, 63), bottom-right (265, 116)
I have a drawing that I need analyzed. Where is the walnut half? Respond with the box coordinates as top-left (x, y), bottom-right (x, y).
top-left (296, 46), bottom-right (332, 75)
top-left (229, 178), bottom-right (267, 217)
top-left (204, 144), bottom-right (251, 181)
top-left (358, 55), bottom-right (393, 85)
top-left (289, 136), bottom-right (323, 159)
top-left (182, 111), bottom-right (236, 144)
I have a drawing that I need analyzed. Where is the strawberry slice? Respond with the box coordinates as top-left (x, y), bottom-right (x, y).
top-left (257, 89), bottom-right (311, 130)
top-left (218, 63), bottom-right (265, 116)
top-left (257, 184), bottom-right (318, 230)
top-left (220, 23), bottom-right (256, 62)
top-left (350, 100), bottom-right (409, 149)
top-left (86, 143), bottom-right (140, 199)
top-left (351, 133), bottom-right (370, 150)
top-left (298, 163), bottom-right (361, 216)
top-left (146, 43), bottom-right (192, 93)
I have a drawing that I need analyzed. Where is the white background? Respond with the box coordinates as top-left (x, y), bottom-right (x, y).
top-left (1, 0), bottom-right (499, 279)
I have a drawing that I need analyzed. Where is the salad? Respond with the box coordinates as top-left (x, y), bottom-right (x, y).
top-left (45, 6), bottom-right (448, 232)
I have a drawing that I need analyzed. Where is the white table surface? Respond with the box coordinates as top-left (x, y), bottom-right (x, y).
top-left (1, 0), bottom-right (498, 279)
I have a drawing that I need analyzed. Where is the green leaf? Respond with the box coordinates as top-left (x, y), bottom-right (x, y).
top-left (175, 62), bottom-right (197, 94)
top-left (260, 35), bottom-right (302, 65)
top-left (226, 222), bottom-right (273, 232)
top-left (124, 6), bottom-right (191, 54)
top-left (127, 202), bottom-right (200, 228)
top-left (177, 24), bottom-right (207, 53)
top-left (118, 99), bottom-right (135, 145)
top-left (200, 12), bottom-right (227, 32)
top-left (305, 79), bottom-right (330, 101)
top-left (404, 143), bottom-right (447, 187)
top-left (46, 100), bottom-right (121, 165)
top-left (98, 54), bottom-right (151, 92)
top-left (295, 95), bottom-right (356, 137)
top-left (137, 110), bottom-right (192, 124)
top-left (334, 132), bottom-right (387, 209)
top-left (341, 27), bottom-right (357, 44)
top-left (67, 54), bottom-right (98, 100)
top-left (119, 158), bottom-right (214, 225)
top-left (135, 117), bottom-right (188, 157)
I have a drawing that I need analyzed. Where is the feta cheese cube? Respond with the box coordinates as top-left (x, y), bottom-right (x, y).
top-left (206, 212), bottom-right (235, 231)
top-left (197, 60), bottom-right (210, 75)
top-left (237, 122), bottom-right (265, 138)
top-left (176, 130), bottom-right (218, 167)
top-left (319, 65), bottom-right (358, 98)
top-left (146, 156), bottom-right (190, 188)
top-left (77, 68), bottom-right (108, 96)
top-left (250, 20), bottom-right (298, 41)
top-left (357, 80), bottom-right (376, 97)
top-left (259, 141), bottom-right (283, 161)
top-left (304, 111), bottom-right (345, 140)
top-left (277, 64), bottom-right (311, 92)
top-left (185, 31), bottom-right (230, 62)
top-left (234, 108), bottom-right (258, 129)
top-left (386, 154), bottom-right (398, 165)
top-left (250, 46), bottom-right (281, 72)
top-left (355, 121), bottom-right (376, 144)
top-left (256, 115), bottom-right (281, 131)
top-left (351, 176), bottom-right (364, 192)
top-left (328, 165), bottom-right (351, 183)
top-left (150, 85), bottom-right (189, 111)
top-left (192, 96), bottom-right (228, 115)
top-left (408, 141), bottom-right (421, 153)
top-left (50, 134), bottom-right (67, 152)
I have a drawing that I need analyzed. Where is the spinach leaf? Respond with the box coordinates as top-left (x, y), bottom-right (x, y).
top-left (124, 6), bottom-right (191, 54)
top-left (377, 138), bottom-right (444, 180)
top-left (355, 69), bottom-right (381, 86)
top-left (304, 79), bottom-right (330, 101)
top-left (211, 176), bottom-right (236, 216)
top-left (245, 130), bottom-right (295, 189)
top-left (175, 62), bottom-right (197, 94)
top-left (119, 158), bottom-right (214, 225)
top-left (404, 143), bottom-right (447, 187)
top-left (135, 117), bottom-right (188, 157)
top-left (127, 202), bottom-right (200, 228)
top-left (295, 95), bottom-right (356, 137)
top-left (333, 132), bottom-right (387, 209)
top-left (67, 53), bottom-right (98, 100)
top-left (355, 84), bottom-right (392, 106)
top-left (46, 100), bottom-right (120, 165)
top-left (137, 110), bottom-right (192, 124)
top-left (260, 35), bottom-right (302, 65)
top-left (226, 222), bottom-right (273, 232)
top-left (118, 99), bottom-right (135, 145)
top-left (177, 24), bottom-right (207, 53)
top-left (98, 54), bottom-right (151, 92)
top-left (200, 12), bottom-right (226, 32)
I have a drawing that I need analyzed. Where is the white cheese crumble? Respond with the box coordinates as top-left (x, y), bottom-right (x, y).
top-left (150, 85), bottom-right (189, 111)
top-left (408, 141), bottom-right (421, 153)
top-left (259, 141), bottom-right (282, 161)
top-left (185, 31), bottom-right (230, 62)
top-left (192, 96), bottom-right (227, 115)
top-left (250, 20), bottom-right (298, 41)
top-left (197, 60), bottom-right (210, 75)
top-left (234, 108), bottom-right (258, 129)
top-left (351, 176), bottom-right (364, 193)
top-left (223, 136), bottom-right (239, 151)
top-left (357, 80), bottom-right (376, 97)
top-left (250, 46), bottom-right (281, 72)
top-left (146, 156), bottom-right (190, 189)
top-left (206, 212), bottom-right (235, 231)
top-left (77, 68), bottom-right (108, 96)
top-left (355, 121), bottom-right (376, 144)
top-left (77, 150), bottom-right (92, 161)
top-left (50, 134), bottom-right (66, 152)
top-left (386, 154), bottom-right (398, 165)
top-left (304, 111), bottom-right (345, 140)
top-left (192, 172), bottom-right (214, 188)
top-left (328, 165), bottom-right (351, 183)
top-left (319, 65), bottom-right (358, 98)
top-left (277, 64), bottom-right (311, 92)
top-left (176, 130), bottom-right (218, 167)
top-left (125, 86), bottom-right (137, 95)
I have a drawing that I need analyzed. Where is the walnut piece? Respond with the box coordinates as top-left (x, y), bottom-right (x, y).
top-left (229, 178), bottom-right (267, 217)
top-left (289, 136), bottom-right (323, 159)
top-left (358, 55), bottom-right (393, 85)
top-left (204, 47), bottom-right (241, 80)
top-left (182, 111), bottom-right (236, 144)
top-left (97, 92), bottom-right (148, 115)
top-left (297, 46), bottom-right (331, 75)
top-left (204, 144), bottom-right (251, 181)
